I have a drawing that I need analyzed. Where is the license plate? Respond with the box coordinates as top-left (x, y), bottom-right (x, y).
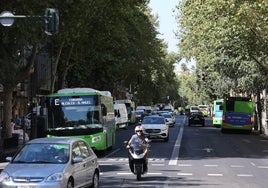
top-left (194, 118), bottom-right (199, 120)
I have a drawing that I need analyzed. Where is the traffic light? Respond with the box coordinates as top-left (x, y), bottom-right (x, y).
top-left (45, 8), bottom-right (59, 35)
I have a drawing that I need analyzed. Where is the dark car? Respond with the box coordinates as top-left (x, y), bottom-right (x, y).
top-left (188, 112), bottom-right (205, 126)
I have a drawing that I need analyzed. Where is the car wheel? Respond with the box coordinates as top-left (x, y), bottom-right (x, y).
top-left (67, 179), bottom-right (74, 188)
top-left (90, 171), bottom-right (99, 188)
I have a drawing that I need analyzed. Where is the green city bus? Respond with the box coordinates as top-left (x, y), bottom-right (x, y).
top-left (222, 97), bottom-right (254, 133)
top-left (46, 88), bottom-right (116, 152)
top-left (212, 99), bottom-right (223, 128)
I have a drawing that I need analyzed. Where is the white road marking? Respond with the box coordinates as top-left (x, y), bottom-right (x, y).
top-left (201, 148), bottom-right (214, 152)
top-left (152, 164), bottom-right (165, 166)
top-left (117, 172), bottom-right (132, 175)
top-left (230, 165), bottom-right (244, 168)
top-left (147, 172), bottom-right (162, 175)
top-left (168, 120), bottom-right (184, 166)
top-left (257, 166), bottom-right (268, 169)
top-left (178, 164), bottom-right (192, 167)
top-left (208, 173), bottom-right (223, 176)
top-left (177, 172), bottom-right (193, 176)
top-left (237, 174), bottom-right (253, 177)
top-left (204, 164), bottom-right (218, 167)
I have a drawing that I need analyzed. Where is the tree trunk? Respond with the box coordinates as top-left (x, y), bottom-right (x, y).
top-left (2, 86), bottom-right (14, 139)
top-left (256, 92), bottom-right (263, 134)
top-left (51, 41), bottom-right (64, 93)
top-left (60, 44), bottom-right (74, 89)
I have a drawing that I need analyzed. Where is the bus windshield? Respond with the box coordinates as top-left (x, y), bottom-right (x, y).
top-left (48, 96), bottom-right (102, 129)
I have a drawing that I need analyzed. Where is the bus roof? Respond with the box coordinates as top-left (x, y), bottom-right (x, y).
top-left (48, 88), bottom-right (112, 97)
top-left (114, 99), bottom-right (132, 104)
top-left (226, 97), bottom-right (252, 102)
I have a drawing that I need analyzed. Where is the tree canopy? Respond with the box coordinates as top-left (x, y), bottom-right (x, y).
top-left (176, 0), bottom-right (268, 101)
top-left (0, 0), bottom-right (179, 138)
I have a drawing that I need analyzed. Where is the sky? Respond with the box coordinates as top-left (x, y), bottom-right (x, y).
top-left (148, 0), bottom-right (178, 53)
top-left (148, 0), bottom-right (195, 73)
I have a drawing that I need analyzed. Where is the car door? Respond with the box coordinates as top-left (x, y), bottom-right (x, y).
top-left (77, 141), bottom-right (97, 185)
top-left (71, 142), bottom-right (85, 187)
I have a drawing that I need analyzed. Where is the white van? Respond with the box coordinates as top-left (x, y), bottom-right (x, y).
top-left (114, 103), bottom-right (129, 129)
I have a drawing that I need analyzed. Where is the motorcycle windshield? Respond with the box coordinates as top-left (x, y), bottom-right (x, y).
top-left (131, 142), bottom-right (147, 152)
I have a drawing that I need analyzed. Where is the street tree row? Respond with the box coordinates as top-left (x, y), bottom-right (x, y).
top-left (0, 0), bottom-right (179, 139)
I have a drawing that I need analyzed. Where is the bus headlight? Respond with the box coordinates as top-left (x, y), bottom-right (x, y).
top-left (92, 136), bottom-right (101, 143)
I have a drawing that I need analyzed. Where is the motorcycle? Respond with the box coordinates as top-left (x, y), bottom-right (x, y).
top-left (124, 140), bottom-right (150, 180)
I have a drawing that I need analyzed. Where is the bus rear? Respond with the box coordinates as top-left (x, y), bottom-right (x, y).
top-left (222, 97), bottom-right (254, 133)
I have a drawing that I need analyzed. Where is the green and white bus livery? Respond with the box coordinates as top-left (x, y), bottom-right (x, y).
top-left (46, 88), bottom-right (116, 152)
top-left (222, 97), bottom-right (254, 133)
top-left (212, 99), bottom-right (223, 128)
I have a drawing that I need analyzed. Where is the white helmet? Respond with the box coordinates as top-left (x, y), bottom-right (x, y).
top-left (135, 125), bottom-right (143, 133)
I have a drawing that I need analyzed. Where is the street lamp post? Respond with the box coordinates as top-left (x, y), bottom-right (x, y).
top-left (0, 8), bottom-right (59, 35)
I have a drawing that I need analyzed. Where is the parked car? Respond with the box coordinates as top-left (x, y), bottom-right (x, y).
top-left (0, 137), bottom-right (100, 188)
top-left (161, 113), bottom-right (175, 127)
top-left (188, 112), bottom-right (205, 126)
top-left (141, 115), bottom-right (169, 142)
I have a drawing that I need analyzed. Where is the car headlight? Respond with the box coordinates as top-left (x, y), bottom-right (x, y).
top-left (46, 172), bottom-right (63, 182)
top-left (0, 171), bottom-right (11, 182)
top-left (92, 136), bottom-right (101, 143)
top-left (162, 127), bottom-right (168, 131)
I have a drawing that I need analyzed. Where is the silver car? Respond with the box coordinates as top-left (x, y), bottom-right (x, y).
top-left (0, 137), bottom-right (100, 188)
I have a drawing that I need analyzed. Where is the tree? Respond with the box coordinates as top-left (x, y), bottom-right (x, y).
top-left (0, 1), bottom-right (49, 138)
top-left (176, 0), bottom-right (268, 99)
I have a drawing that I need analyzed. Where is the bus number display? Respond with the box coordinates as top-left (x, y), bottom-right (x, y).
top-left (54, 97), bottom-right (93, 106)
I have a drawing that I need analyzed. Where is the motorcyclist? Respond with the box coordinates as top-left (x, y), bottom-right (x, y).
top-left (127, 125), bottom-right (149, 173)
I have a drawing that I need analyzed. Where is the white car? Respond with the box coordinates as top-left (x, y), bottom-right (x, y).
top-left (161, 113), bottom-right (175, 127)
top-left (190, 106), bottom-right (200, 113)
top-left (141, 115), bottom-right (169, 142)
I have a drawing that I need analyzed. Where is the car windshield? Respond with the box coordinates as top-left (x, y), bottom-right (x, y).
top-left (12, 143), bottom-right (70, 164)
top-left (142, 116), bottom-right (165, 124)
top-left (190, 112), bottom-right (203, 116)
top-left (162, 114), bottom-right (171, 118)
top-left (191, 107), bottom-right (199, 110)
top-left (136, 111), bottom-right (144, 115)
